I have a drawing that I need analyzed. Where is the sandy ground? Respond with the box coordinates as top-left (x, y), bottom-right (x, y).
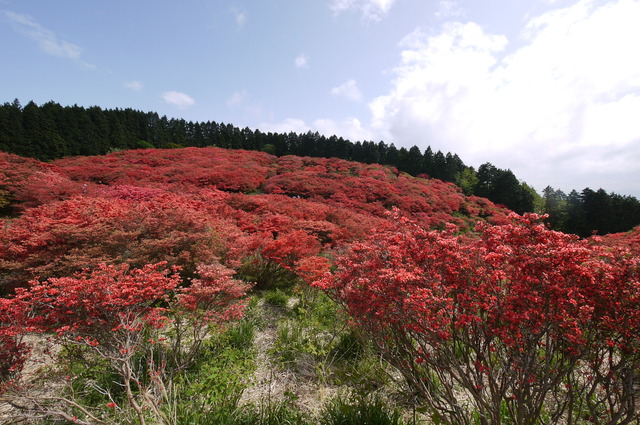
top-left (238, 299), bottom-right (341, 415)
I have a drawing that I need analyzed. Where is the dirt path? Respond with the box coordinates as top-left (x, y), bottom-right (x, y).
top-left (238, 300), bottom-right (338, 414)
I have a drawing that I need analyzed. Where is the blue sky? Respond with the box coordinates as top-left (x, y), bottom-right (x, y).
top-left (1, 0), bottom-right (639, 197)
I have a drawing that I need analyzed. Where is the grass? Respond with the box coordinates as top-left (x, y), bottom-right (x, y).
top-left (319, 394), bottom-right (409, 425)
top-left (263, 288), bottom-right (290, 309)
top-left (10, 285), bottom-right (423, 425)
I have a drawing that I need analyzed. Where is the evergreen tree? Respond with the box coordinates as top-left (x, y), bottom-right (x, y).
top-left (431, 150), bottom-right (447, 180)
top-left (583, 188), bottom-right (614, 235)
top-left (361, 141), bottom-right (380, 164)
top-left (0, 99), bottom-right (24, 154)
top-left (476, 162), bottom-right (497, 199)
top-left (422, 146), bottom-right (434, 176)
top-left (443, 152), bottom-right (464, 182)
top-left (385, 143), bottom-right (400, 167)
top-left (87, 106), bottom-right (110, 155)
top-left (397, 145), bottom-right (423, 176)
top-left (376, 141), bottom-right (390, 164)
top-left (21, 101), bottom-right (65, 160)
top-left (565, 190), bottom-right (588, 236)
top-left (542, 186), bottom-right (568, 230)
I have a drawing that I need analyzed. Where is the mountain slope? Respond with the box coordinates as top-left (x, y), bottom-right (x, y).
top-left (0, 147), bottom-right (510, 294)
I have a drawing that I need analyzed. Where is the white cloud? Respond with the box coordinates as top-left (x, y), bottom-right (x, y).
top-left (125, 81), bottom-right (144, 91)
top-left (369, 0), bottom-right (640, 196)
top-left (313, 117), bottom-right (374, 141)
top-left (294, 53), bottom-right (309, 69)
top-left (4, 11), bottom-right (93, 67)
top-left (370, 22), bottom-right (508, 152)
top-left (161, 91), bottom-right (196, 109)
top-left (329, 0), bottom-right (397, 20)
top-left (258, 116), bottom-right (373, 142)
top-left (435, 0), bottom-right (464, 19)
top-left (227, 90), bottom-right (248, 108)
top-left (331, 79), bottom-right (363, 102)
top-left (230, 7), bottom-right (246, 29)
top-left (259, 118), bottom-right (311, 135)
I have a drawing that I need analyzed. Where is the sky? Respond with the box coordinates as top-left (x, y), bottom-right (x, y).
top-left (1, 0), bottom-right (639, 198)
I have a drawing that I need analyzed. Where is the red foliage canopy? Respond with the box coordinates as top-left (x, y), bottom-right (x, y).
top-left (12, 262), bottom-right (180, 338)
top-left (317, 211), bottom-right (640, 425)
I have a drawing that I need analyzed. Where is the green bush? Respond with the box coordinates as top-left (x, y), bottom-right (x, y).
top-left (237, 257), bottom-right (298, 290)
top-left (234, 392), bottom-right (310, 425)
top-left (164, 316), bottom-right (257, 424)
top-left (319, 394), bottom-right (407, 425)
top-left (330, 330), bottom-right (364, 363)
top-left (264, 289), bottom-right (290, 309)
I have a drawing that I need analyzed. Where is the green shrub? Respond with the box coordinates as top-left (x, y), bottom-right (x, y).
top-left (319, 394), bottom-right (407, 425)
top-left (237, 257), bottom-right (298, 290)
top-left (264, 289), bottom-right (290, 309)
top-left (163, 315), bottom-right (257, 424)
top-left (234, 392), bottom-right (310, 425)
top-left (330, 330), bottom-right (364, 362)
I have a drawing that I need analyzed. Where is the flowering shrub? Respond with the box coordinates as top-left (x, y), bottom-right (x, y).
top-left (0, 298), bottom-right (27, 382)
top-left (1, 261), bottom-right (250, 425)
top-left (12, 262), bottom-right (179, 338)
top-left (0, 146), bottom-right (526, 423)
top-left (0, 194), bottom-right (227, 292)
top-left (317, 211), bottom-right (640, 425)
top-left (0, 152), bottom-right (64, 210)
top-left (171, 262), bottom-right (252, 367)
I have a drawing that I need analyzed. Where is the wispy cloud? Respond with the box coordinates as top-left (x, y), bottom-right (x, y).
top-left (125, 81), bottom-right (144, 91)
top-left (329, 0), bottom-right (397, 21)
top-left (331, 79), bottom-right (363, 102)
top-left (435, 0), bottom-right (464, 20)
top-left (230, 6), bottom-right (246, 29)
top-left (162, 91), bottom-right (196, 109)
top-left (227, 89), bottom-right (248, 108)
top-left (294, 53), bottom-right (309, 69)
top-left (4, 11), bottom-right (93, 67)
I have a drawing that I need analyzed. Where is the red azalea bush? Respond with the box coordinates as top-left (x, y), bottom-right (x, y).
top-left (1, 261), bottom-right (250, 424)
top-left (0, 298), bottom-right (28, 382)
top-left (601, 225), bottom-right (640, 254)
top-left (0, 193), bottom-right (230, 292)
top-left (13, 263), bottom-right (178, 334)
top-left (172, 262), bottom-right (253, 367)
top-left (317, 211), bottom-right (640, 425)
top-left (4, 147), bottom-right (512, 238)
top-left (55, 147), bottom-right (275, 193)
top-left (0, 147), bottom-right (526, 423)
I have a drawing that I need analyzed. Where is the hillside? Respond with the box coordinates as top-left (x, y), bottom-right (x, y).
top-left (1, 147), bottom-right (639, 425)
top-left (0, 147), bottom-right (510, 423)
top-left (0, 146), bottom-right (511, 294)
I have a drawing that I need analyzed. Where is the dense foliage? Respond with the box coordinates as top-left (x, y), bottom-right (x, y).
top-left (0, 147), bottom-right (510, 295)
top-left (1, 146), bottom-right (639, 424)
top-left (542, 185), bottom-right (640, 236)
top-left (3, 99), bottom-right (638, 234)
top-left (1, 261), bottom-right (251, 424)
top-left (318, 211), bottom-right (640, 425)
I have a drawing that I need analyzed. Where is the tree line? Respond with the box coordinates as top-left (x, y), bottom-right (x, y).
top-left (542, 186), bottom-right (640, 236)
top-left (1, 99), bottom-right (639, 236)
